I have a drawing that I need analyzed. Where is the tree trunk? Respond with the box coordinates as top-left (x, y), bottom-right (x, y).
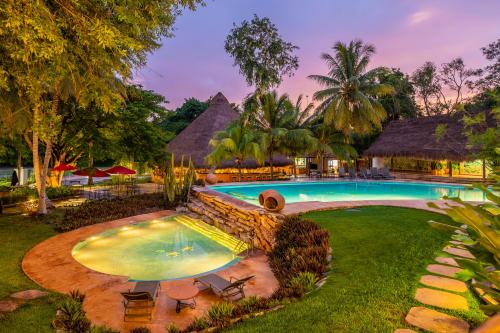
top-left (292, 156), bottom-right (297, 178)
top-left (269, 152), bottom-right (274, 180)
top-left (237, 161), bottom-right (242, 182)
top-left (88, 141), bottom-right (94, 186)
top-left (16, 149), bottom-right (22, 185)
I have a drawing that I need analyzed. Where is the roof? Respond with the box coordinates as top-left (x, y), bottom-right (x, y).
top-left (168, 92), bottom-right (291, 168)
top-left (364, 111), bottom-right (494, 161)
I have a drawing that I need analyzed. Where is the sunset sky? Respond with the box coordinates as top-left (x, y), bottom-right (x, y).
top-left (136, 0), bottom-right (500, 108)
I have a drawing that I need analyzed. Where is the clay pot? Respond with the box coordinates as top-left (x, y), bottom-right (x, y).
top-left (205, 173), bottom-right (218, 185)
top-left (258, 189), bottom-right (285, 212)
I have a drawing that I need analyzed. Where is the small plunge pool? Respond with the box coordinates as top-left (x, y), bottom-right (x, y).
top-left (72, 215), bottom-right (244, 281)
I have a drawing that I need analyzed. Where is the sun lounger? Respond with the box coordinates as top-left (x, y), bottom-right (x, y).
top-left (381, 167), bottom-right (396, 179)
top-left (194, 274), bottom-right (254, 300)
top-left (359, 168), bottom-right (369, 179)
top-left (121, 281), bottom-right (160, 321)
top-left (370, 167), bottom-right (383, 179)
top-left (338, 167), bottom-right (346, 178)
top-left (348, 168), bottom-right (356, 178)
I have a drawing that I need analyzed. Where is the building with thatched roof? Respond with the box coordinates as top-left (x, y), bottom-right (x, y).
top-left (364, 112), bottom-right (494, 178)
top-left (167, 92), bottom-right (291, 182)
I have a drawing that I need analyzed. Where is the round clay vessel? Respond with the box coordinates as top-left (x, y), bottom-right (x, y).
top-left (258, 189), bottom-right (285, 212)
top-left (205, 173), bottom-right (218, 185)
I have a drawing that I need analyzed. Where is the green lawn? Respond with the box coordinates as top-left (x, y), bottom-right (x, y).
top-left (229, 206), bottom-right (486, 333)
top-left (0, 213), bottom-right (61, 333)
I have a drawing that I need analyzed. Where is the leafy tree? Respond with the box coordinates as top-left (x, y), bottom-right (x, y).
top-left (475, 39), bottom-right (500, 90)
top-left (225, 15), bottom-right (299, 91)
top-left (157, 98), bottom-right (208, 135)
top-left (309, 40), bottom-right (393, 135)
top-left (0, 0), bottom-right (201, 213)
top-left (373, 67), bottom-right (420, 122)
top-left (411, 62), bottom-right (442, 116)
top-left (206, 118), bottom-right (264, 182)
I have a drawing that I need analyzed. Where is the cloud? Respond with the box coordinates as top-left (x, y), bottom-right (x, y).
top-left (409, 10), bottom-right (433, 25)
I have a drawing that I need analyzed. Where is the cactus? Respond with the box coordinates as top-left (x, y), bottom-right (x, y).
top-left (163, 154), bottom-right (196, 205)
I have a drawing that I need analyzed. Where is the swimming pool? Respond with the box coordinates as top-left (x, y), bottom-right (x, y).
top-left (72, 215), bottom-right (244, 281)
top-left (211, 181), bottom-right (488, 205)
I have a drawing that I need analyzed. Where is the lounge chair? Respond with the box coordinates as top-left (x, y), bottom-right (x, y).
top-left (338, 167), bottom-right (346, 178)
top-left (381, 167), bottom-right (396, 179)
top-left (359, 168), bottom-right (369, 179)
top-left (370, 167), bottom-right (383, 179)
top-left (194, 274), bottom-right (254, 300)
top-left (348, 168), bottom-right (356, 178)
top-left (121, 281), bottom-right (160, 321)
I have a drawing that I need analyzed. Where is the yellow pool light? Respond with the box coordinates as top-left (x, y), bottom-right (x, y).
top-left (167, 251), bottom-right (179, 257)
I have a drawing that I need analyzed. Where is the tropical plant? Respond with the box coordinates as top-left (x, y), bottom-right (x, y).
top-left (90, 326), bottom-right (120, 333)
top-left (186, 316), bottom-right (210, 331)
top-left (69, 290), bottom-right (86, 303)
top-left (163, 154), bottom-right (195, 205)
top-left (225, 15), bottom-right (299, 91)
top-left (130, 327), bottom-right (151, 333)
top-left (207, 302), bottom-right (235, 328)
top-left (206, 118), bottom-right (264, 182)
top-left (165, 324), bottom-right (181, 333)
top-left (309, 40), bottom-right (393, 135)
top-left (290, 272), bottom-right (318, 294)
top-left (244, 91), bottom-right (312, 179)
top-left (55, 298), bottom-right (91, 333)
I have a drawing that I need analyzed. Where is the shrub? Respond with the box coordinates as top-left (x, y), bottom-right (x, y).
top-left (55, 298), bottom-right (91, 333)
top-left (165, 323), bottom-right (181, 333)
top-left (207, 302), bottom-right (235, 328)
top-left (130, 327), bottom-right (151, 333)
top-left (90, 325), bottom-right (120, 333)
top-left (69, 289), bottom-right (86, 303)
top-left (269, 216), bottom-right (329, 297)
top-left (46, 186), bottom-right (77, 199)
top-left (290, 272), bottom-right (317, 294)
top-left (55, 193), bottom-right (168, 232)
top-left (0, 186), bottom-right (77, 205)
top-left (185, 316), bottom-right (209, 331)
top-left (233, 296), bottom-right (270, 317)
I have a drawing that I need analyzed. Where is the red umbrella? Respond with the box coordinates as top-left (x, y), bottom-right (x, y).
top-left (104, 165), bottom-right (136, 175)
top-left (52, 163), bottom-right (77, 172)
top-left (73, 167), bottom-right (110, 177)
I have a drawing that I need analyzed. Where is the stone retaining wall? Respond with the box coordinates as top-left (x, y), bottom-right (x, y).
top-left (187, 187), bottom-right (284, 252)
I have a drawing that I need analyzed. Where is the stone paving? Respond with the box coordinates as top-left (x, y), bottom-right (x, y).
top-left (415, 288), bottom-right (469, 310)
top-left (426, 264), bottom-right (464, 278)
top-left (420, 275), bottom-right (468, 293)
top-left (405, 307), bottom-right (470, 333)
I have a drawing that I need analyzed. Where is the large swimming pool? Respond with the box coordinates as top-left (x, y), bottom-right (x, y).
top-left (211, 181), bottom-right (488, 205)
top-left (72, 215), bottom-right (244, 281)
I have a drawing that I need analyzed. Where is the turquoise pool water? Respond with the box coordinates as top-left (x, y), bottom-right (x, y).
top-left (71, 216), bottom-right (241, 281)
top-left (212, 181), bottom-right (488, 205)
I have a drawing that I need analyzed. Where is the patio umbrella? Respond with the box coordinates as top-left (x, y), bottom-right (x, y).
top-left (72, 167), bottom-right (110, 177)
top-left (52, 163), bottom-right (77, 172)
top-left (104, 165), bottom-right (136, 175)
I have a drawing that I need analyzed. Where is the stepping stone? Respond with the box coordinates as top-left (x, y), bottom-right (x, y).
top-left (420, 275), bottom-right (468, 293)
top-left (443, 247), bottom-right (475, 259)
top-left (455, 229), bottom-right (468, 236)
top-left (427, 264), bottom-right (463, 278)
top-left (394, 330), bottom-right (417, 333)
top-left (435, 257), bottom-right (459, 267)
top-left (415, 288), bottom-right (469, 310)
top-left (405, 306), bottom-right (470, 333)
top-left (0, 300), bottom-right (22, 313)
top-left (10, 289), bottom-right (49, 300)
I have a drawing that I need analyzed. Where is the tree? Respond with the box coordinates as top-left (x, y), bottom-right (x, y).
top-left (411, 62), bottom-right (442, 116)
top-left (0, 0), bottom-right (201, 214)
top-left (157, 98), bottom-right (208, 135)
top-left (225, 15), bottom-right (299, 91)
top-left (373, 67), bottom-right (420, 121)
top-left (206, 118), bottom-right (264, 182)
top-left (309, 40), bottom-right (393, 135)
top-left (244, 91), bottom-right (311, 179)
top-left (475, 39), bottom-right (500, 90)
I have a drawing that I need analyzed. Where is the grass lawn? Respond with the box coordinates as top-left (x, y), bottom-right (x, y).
top-left (0, 213), bottom-right (61, 333)
top-left (229, 206), bottom-right (486, 333)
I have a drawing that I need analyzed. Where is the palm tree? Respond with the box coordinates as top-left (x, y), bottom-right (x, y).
top-left (281, 95), bottom-right (317, 178)
top-left (309, 40), bottom-right (394, 135)
top-left (206, 118), bottom-right (264, 182)
top-left (244, 91), bottom-right (312, 179)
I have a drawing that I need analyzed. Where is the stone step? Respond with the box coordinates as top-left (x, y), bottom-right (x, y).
top-left (420, 275), bottom-right (468, 293)
top-left (415, 288), bottom-right (469, 310)
top-left (405, 307), bottom-right (470, 333)
top-left (10, 290), bottom-right (48, 300)
top-left (427, 264), bottom-right (463, 278)
top-left (443, 247), bottom-right (475, 259)
top-left (435, 257), bottom-right (459, 267)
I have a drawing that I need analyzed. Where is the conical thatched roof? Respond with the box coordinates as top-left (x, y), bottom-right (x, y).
top-left (168, 92), bottom-right (291, 168)
top-left (364, 111), bottom-right (494, 161)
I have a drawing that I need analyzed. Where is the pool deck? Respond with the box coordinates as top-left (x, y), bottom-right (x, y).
top-left (22, 210), bottom-right (278, 332)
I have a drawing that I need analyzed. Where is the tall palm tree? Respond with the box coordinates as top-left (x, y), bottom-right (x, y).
top-left (206, 118), bottom-right (264, 182)
top-left (309, 40), bottom-right (394, 135)
top-left (244, 91), bottom-right (312, 179)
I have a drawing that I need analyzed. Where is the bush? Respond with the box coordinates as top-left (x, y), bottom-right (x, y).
top-left (55, 193), bottom-right (168, 232)
top-left (165, 324), bottom-right (181, 333)
top-left (0, 186), bottom-right (76, 205)
top-left (207, 302), bottom-right (235, 328)
top-left (130, 327), bottom-right (151, 333)
top-left (233, 296), bottom-right (270, 316)
top-left (269, 216), bottom-right (329, 297)
top-left (290, 272), bottom-right (317, 294)
top-left (55, 298), bottom-right (91, 333)
top-left (90, 325), bottom-right (120, 333)
top-left (69, 289), bottom-right (86, 303)
top-left (185, 317), bottom-right (209, 331)
top-left (46, 186), bottom-right (77, 199)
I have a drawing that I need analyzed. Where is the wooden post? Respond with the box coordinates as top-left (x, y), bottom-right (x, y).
top-left (448, 161), bottom-right (452, 177)
top-left (482, 160), bottom-right (486, 180)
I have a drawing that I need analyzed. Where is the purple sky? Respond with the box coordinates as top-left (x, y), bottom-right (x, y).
top-left (135, 0), bottom-right (500, 108)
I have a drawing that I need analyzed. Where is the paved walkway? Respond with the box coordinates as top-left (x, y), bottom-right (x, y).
top-left (22, 210), bottom-right (278, 332)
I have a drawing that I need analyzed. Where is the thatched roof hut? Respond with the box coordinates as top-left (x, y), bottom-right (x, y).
top-left (364, 112), bottom-right (492, 162)
top-left (168, 92), bottom-right (290, 168)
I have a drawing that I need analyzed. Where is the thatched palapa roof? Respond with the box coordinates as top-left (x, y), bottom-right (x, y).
top-left (168, 92), bottom-right (291, 168)
top-left (364, 112), bottom-right (493, 162)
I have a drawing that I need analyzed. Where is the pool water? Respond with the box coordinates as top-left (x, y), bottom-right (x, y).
top-left (72, 216), bottom-right (242, 281)
top-left (212, 181), bottom-right (488, 205)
